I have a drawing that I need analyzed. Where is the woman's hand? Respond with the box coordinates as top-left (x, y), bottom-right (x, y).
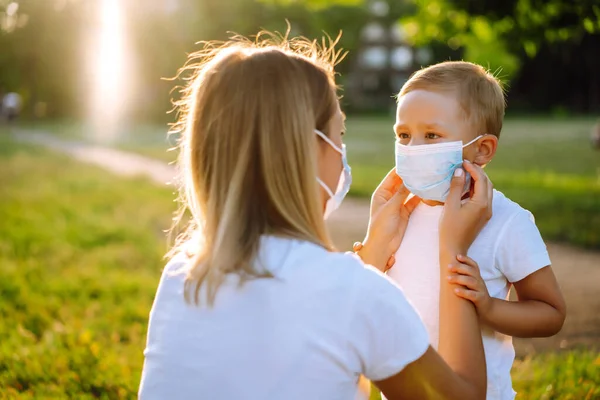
top-left (431, 161), bottom-right (491, 400)
top-left (439, 161), bottom-right (493, 255)
top-left (359, 169), bottom-right (420, 271)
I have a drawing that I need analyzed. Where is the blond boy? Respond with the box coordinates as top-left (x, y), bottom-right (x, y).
top-left (387, 61), bottom-right (566, 400)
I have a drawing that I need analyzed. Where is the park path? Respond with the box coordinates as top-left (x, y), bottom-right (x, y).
top-left (13, 130), bottom-right (600, 356)
top-left (12, 129), bottom-right (176, 185)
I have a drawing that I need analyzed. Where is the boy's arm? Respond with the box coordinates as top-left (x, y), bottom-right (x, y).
top-left (490, 266), bottom-right (566, 337)
top-left (451, 206), bottom-right (565, 338)
top-left (449, 260), bottom-right (566, 338)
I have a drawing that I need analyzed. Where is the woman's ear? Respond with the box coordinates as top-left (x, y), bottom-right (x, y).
top-left (474, 135), bottom-right (498, 166)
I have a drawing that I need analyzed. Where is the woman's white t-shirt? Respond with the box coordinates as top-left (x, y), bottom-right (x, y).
top-left (139, 236), bottom-right (429, 400)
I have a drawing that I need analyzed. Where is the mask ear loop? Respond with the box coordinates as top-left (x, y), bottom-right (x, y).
top-left (316, 177), bottom-right (335, 199)
top-left (315, 129), bottom-right (345, 200)
top-left (461, 134), bottom-right (487, 197)
top-left (463, 134), bottom-right (486, 148)
top-left (315, 129), bottom-right (343, 154)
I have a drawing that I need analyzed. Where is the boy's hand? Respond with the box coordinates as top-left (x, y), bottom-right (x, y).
top-left (447, 254), bottom-right (493, 317)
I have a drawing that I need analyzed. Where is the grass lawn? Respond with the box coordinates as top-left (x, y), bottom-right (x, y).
top-left (1, 136), bottom-right (598, 398)
top-left (0, 136), bottom-right (175, 398)
top-left (370, 350), bottom-right (600, 400)
top-left (25, 115), bottom-right (600, 248)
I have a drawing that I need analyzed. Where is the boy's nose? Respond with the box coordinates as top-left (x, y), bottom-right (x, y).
top-left (409, 138), bottom-right (426, 146)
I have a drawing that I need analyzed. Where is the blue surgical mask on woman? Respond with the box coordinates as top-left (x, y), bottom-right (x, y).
top-left (395, 135), bottom-right (483, 202)
top-left (315, 129), bottom-right (352, 219)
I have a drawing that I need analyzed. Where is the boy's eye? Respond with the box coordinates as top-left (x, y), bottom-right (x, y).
top-left (398, 133), bottom-right (410, 139)
top-left (425, 132), bottom-right (440, 139)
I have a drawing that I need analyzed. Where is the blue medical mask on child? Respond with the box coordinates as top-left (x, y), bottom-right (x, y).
top-left (315, 129), bottom-right (352, 219)
top-left (395, 135), bottom-right (483, 202)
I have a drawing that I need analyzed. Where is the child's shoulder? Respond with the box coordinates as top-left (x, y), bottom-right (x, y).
top-left (477, 189), bottom-right (540, 245)
top-left (491, 189), bottom-right (534, 222)
top-left (484, 191), bottom-right (550, 282)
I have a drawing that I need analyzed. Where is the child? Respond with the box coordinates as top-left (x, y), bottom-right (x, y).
top-left (387, 61), bottom-right (566, 400)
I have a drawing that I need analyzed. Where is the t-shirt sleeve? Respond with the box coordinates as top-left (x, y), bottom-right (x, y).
top-left (349, 263), bottom-right (430, 382)
top-left (496, 208), bottom-right (551, 283)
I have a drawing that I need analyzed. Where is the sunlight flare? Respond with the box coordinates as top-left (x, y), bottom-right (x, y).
top-left (90, 0), bottom-right (127, 142)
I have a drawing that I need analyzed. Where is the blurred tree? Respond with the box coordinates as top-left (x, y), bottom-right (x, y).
top-left (0, 0), bottom-right (86, 117)
top-left (402, 0), bottom-right (600, 59)
top-left (450, 0), bottom-right (600, 56)
top-left (260, 0), bottom-right (362, 9)
top-left (402, 0), bottom-right (600, 79)
top-left (0, 0), bottom-right (377, 120)
top-left (2, 0), bottom-right (597, 118)
top-left (401, 0), bottom-right (600, 111)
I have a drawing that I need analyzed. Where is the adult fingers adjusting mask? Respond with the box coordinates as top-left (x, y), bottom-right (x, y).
top-left (395, 136), bottom-right (483, 202)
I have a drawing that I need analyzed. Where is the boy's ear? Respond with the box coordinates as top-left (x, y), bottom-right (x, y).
top-left (474, 134), bottom-right (498, 166)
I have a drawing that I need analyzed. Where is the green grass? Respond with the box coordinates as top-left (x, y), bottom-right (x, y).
top-left (0, 138), bottom-right (598, 398)
top-left (512, 350), bottom-right (600, 400)
top-left (0, 137), bottom-right (175, 398)
top-left (27, 115), bottom-right (600, 248)
top-left (370, 349), bottom-right (600, 400)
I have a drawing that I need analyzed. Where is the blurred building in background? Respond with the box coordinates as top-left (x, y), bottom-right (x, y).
top-left (345, 0), bottom-right (432, 112)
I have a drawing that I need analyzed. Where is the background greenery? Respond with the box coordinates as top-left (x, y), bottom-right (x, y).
top-left (27, 114), bottom-right (600, 249)
top-left (1, 138), bottom-right (598, 399)
top-left (1, 0), bottom-right (600, 119)
top-left (0, 136), bottom-right (173, 398)
top-left (2, 0), bottom-right (599, 398)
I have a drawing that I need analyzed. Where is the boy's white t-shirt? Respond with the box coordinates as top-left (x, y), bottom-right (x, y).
top-left (387, 189), bottom-right (551, 400)
top-left (139, 236), bottom-right (430, 400)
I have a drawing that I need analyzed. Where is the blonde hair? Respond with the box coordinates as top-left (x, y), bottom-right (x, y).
top-left (169, 30), bottom-right (346, 305)
top-left (399, 61), bottom-right (506, 138)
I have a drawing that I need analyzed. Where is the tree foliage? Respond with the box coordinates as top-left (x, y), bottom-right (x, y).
top-left (400, 0), bottom-right (600, 82)
top-left (0, 0), bottom-right (87, 115)
top-left (1, 0), bottom-right (599, 117)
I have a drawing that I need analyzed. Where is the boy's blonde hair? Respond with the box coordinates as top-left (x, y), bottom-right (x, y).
top-left (399, 61), bottom-right (506, 138)
top-left (169, 30), bottom-right (345, 305)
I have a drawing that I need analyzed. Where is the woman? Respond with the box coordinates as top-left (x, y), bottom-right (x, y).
top-left (139, 32), bottom-right (492, 399)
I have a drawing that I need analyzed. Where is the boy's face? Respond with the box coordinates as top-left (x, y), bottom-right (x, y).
top-left (394, 89), bottom-right (479, 162)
